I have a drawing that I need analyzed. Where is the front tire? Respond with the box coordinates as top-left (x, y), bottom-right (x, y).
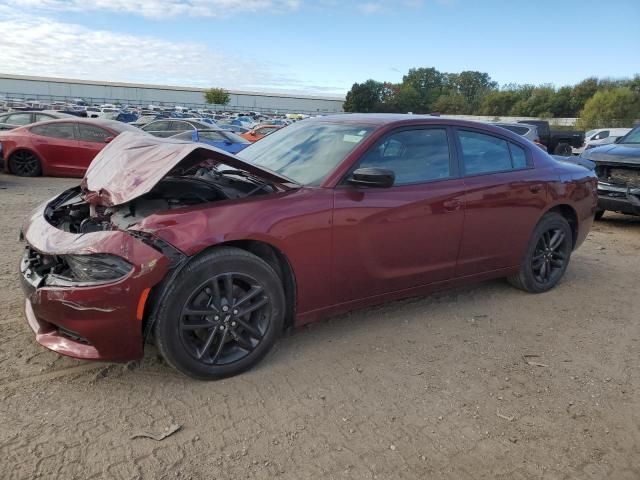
top-left (154, 247), bottom-right (285, 380)
top-left (594, 209), bottom-right (605, 220)
top-left (508, 212), bottom-right (572, 293)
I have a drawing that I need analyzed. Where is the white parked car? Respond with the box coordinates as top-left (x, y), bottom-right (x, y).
top-left (574, 128), bottom-right (632, 154)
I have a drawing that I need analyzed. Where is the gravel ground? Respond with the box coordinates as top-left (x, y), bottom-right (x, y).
top-left (1, 173), bottom-right (639, 480)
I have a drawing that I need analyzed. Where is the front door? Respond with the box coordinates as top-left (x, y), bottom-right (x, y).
top-left (332, 126), bottom-right (465, 304)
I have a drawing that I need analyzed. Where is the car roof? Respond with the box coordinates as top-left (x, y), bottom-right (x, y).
top-left (304, 114), bottom-right (531, 137)
top-left (18, 117), bottom-right (139, 131)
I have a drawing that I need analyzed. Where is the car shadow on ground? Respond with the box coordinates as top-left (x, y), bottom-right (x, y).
top-left (115, 277), bottom-right (524, 384)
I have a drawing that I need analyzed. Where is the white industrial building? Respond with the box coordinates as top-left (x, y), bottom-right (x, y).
top-left (0, 73), bottom-right (345, 114)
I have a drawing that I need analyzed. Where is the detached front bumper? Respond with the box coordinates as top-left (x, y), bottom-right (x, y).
top-left (597, 182), bottom-right (640, 216)
top-left (20, 203), bottom-right (172, 361)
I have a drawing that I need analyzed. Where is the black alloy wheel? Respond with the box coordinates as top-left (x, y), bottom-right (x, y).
top-left (531, 228), bottom-right (567, 285)
top-left (155, 247), bottom-right (285, 380)
top-left (179, 273), bottom-right (270, 366)
top-left (508, 212), bottom-right (572, 293)
top-left (9, 151), bottom-right (42, 177)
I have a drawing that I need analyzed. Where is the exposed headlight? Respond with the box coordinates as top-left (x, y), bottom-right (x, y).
top-left (63, 254), bottom-right (133, 283)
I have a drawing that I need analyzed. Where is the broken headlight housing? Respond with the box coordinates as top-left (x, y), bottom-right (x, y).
top-left (63, 254), bottom-right (133, 283)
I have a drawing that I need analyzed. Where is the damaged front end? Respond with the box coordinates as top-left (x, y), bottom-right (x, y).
top-left (20, 132), bottom-right (296, 361)
top-left (595, 163), bottom-right (640, 216)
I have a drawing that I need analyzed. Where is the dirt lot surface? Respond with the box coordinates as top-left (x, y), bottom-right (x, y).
top-left (1, 173), bottom-right (639, 480)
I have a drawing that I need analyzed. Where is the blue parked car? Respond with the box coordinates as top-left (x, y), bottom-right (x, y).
top-left (170, 128), bottom-right (250, 154)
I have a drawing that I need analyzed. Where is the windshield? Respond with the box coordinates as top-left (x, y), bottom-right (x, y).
top-left (619, 127), bottom-right (640, 144)
top-left (237, 121), bottom-right (374, 185)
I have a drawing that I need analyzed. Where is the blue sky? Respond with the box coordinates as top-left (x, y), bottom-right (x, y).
top-left (0, 0), bottom-right (638, 97)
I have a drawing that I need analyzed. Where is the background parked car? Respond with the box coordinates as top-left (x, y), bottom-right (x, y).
top-left (170, 128), bottom-right (250, 154)
top-left (218, 123), bottom-right (250, 134)
top-left (240, 125), bottom-right (283, 142)
top-left (517, 120), bottom-right (584, 156)
top-left (141, 119), bottom-right (213, 137)
top-left (491, 122), bottom-right (547, 151)
top-left (580, 126), bottom-right (640, 219)
top-left (574, 128), bottom-right (632, 154)
top-left (0, 111), bottom-right (76, 130)
top-left (0, 118), bottom-right (145, 177)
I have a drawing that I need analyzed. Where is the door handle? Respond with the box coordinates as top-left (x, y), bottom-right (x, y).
top-left (529, 184), bottom-right (543, 193)
top-left (443, 199), bottom-right (462, 211)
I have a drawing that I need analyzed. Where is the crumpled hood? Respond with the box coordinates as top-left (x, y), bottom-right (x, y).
top-left (581, 143), bottom-right (640, 166)
top-left (81, 132), bottom-right (296, 206)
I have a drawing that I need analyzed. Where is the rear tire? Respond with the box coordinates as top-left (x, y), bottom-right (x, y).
top-left (154, 247), bottom-right (285, 380)
top-left (9, 150), bottom-right (42, 177)
top-left (508, 212), bottom-right (572, 293)
top-left (594, 209), bottom-right (605, 220)
top-left (553, 143), bottom-right (572, 156)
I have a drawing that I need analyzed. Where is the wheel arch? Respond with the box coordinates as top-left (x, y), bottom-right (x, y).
top-left (214, 239), bottom-right (298, 331)
top-left (143, 238), bottom-right (298, 339)
top-left (543, 203), bottom-right (578, 249)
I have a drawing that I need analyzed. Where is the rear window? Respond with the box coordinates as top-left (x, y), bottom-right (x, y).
top-left (31, 123), bottom-right (75, 140)
top-left (459, 130), bottom-right (530, 175)
top-left (498, 125), bottom-right (529, 136)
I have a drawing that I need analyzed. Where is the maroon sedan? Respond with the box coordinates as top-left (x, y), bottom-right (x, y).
top-left (1, 118), bottom-right (143, 177)
top-left (19, 115), bottom-right (598, 379)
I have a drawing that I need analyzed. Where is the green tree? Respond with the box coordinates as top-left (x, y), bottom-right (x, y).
top-left (343, 80), bottom-right (384, 112)
top-left (549, 86), bottom-right (574, 117)
top-left (204, 87), bottom-right (230, 105)
top-left (450, 71), bottom-right (497, 113)
top-left (402, 67), bottom-right (446, 112)
top-left (570, 77), bottom-right (598, 116)
top-left (479, 90), bottom-right (520, 116)
top-left (433, 93), bottom-right (469, 114)
top-left (577, 87), bottom-right (640, 130)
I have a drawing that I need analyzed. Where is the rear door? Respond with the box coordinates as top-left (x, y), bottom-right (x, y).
top-left (332, 126), bottom-right (466, 303)
top-left (29, 122), bottom-right (79, 175)
top-left (454, 128), bottom-right (547, 277)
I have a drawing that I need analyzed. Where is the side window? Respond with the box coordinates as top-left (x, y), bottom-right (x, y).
top-left (357, 128), bottom-right (451, 185)
top-left (170, 121), bottom-right (192, 132)
top-left (34, 113), bottom-right (54, 122)
top-left (143, 121), bottom-right (170, 131)
top-left (31, 123), bottom-right (75, 140)
top-left (509, 143), bottom-right (528, 169)
top-left (594, 130), bottom-right (609, 140)
top-left (198, 131), bottom-right (227, 142)
top-left (77, 124), bottom-right (112, 142)
top-left (459, 130), bottom-right (512, 175)
top-left (7, 113), bottom-right (33, 126)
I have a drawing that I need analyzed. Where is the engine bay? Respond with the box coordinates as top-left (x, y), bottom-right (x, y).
top-left (44, 166), bottom-right (278, 234)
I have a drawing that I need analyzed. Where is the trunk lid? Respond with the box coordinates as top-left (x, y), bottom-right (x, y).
top-left (81, 132), bottom-right (298, 206)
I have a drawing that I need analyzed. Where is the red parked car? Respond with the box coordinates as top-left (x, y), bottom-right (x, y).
top-left (19, 115), bottom-right (598, 379)
top-left (1, 118), bottom-right (144, 177)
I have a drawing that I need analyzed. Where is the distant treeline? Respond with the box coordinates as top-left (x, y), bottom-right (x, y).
top-left (343, 68), bottom-right (640, 129)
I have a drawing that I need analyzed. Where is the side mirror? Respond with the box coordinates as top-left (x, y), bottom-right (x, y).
top-left (104, 136), bottom-right (115, 144)
top-left (348, 167), bottom-right (395, 188)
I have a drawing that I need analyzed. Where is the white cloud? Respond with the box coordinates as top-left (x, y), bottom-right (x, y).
top-left (0, 10), bottom-right (345, 95)
top-left (356, 0), bottom-right (426, 14)
top-left (0, 0), bottom-right (301, 19)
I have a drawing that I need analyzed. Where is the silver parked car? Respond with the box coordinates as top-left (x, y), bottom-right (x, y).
top-left (491, 122), bottom-right (546, 151)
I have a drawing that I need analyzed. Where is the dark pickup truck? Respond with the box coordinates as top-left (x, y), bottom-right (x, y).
top-left (518, 120), bottom-right (584, 156)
